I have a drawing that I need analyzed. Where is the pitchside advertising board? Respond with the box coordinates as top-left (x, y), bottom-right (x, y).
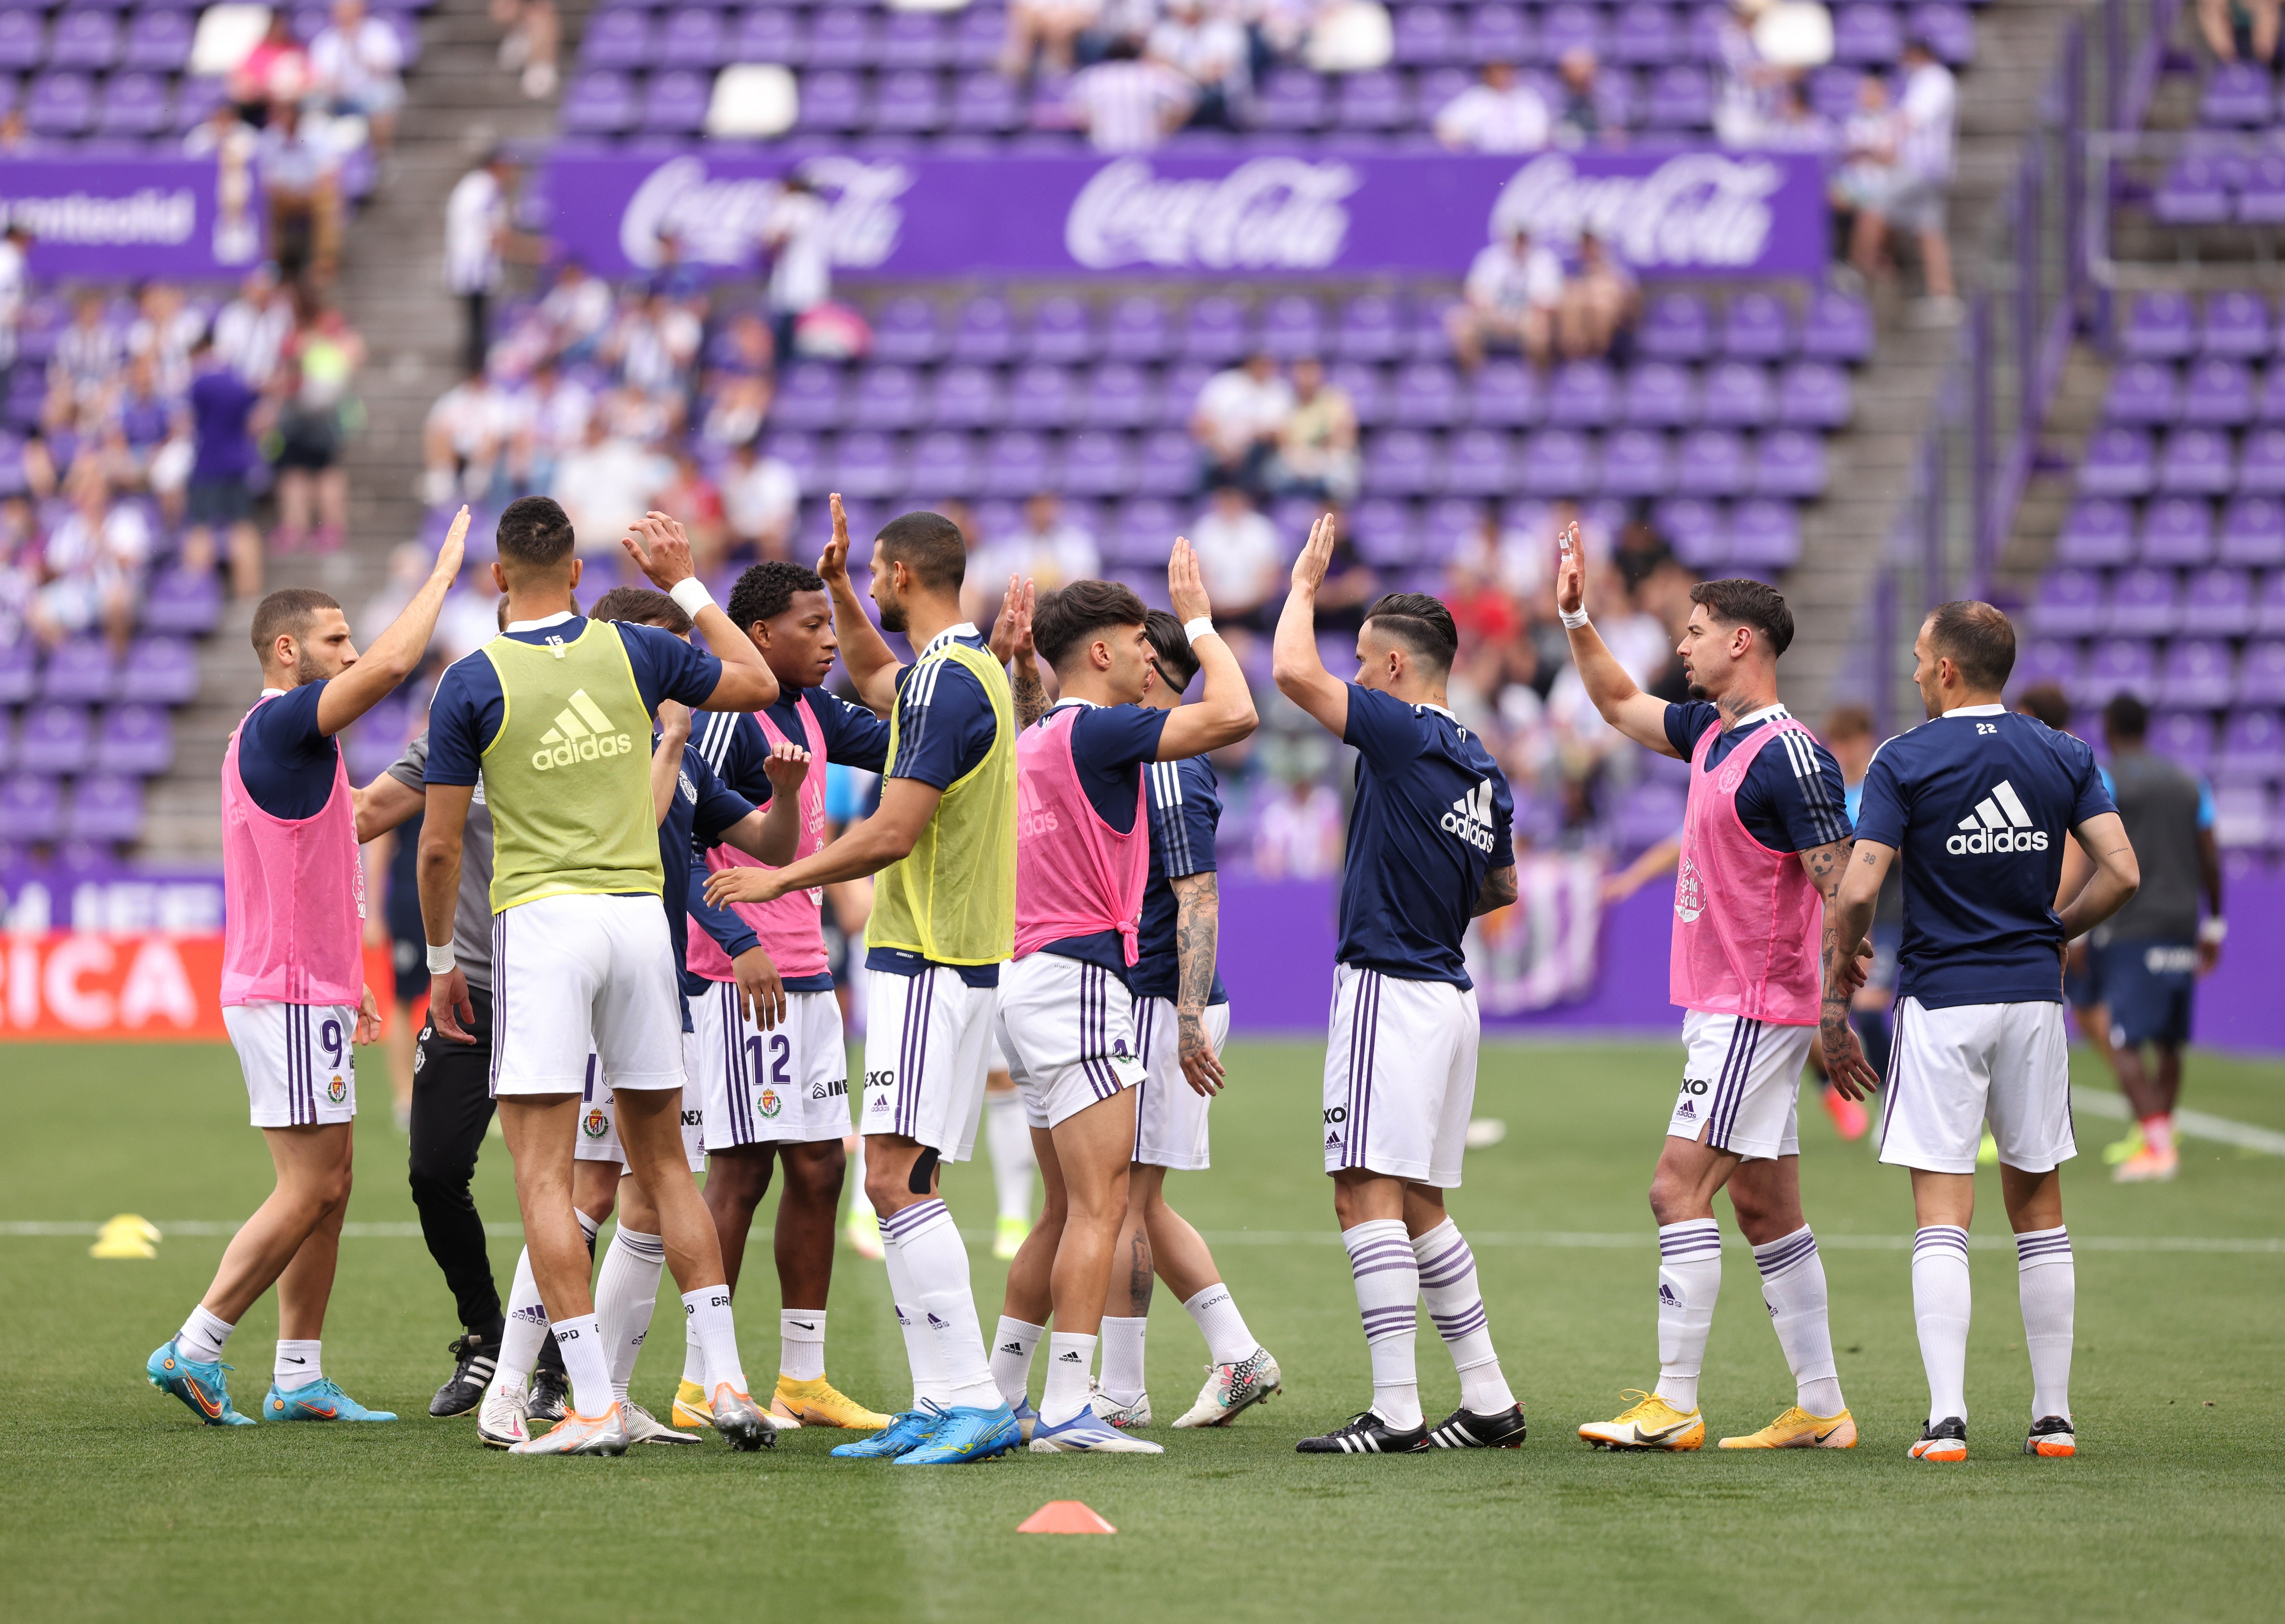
top-left (535, 148), bottom-right (1830, 281)
top-left (0, 157), bottom-right (262, 278)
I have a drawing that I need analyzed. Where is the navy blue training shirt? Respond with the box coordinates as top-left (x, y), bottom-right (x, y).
top-left (1034, 699), bottom-right (1173, 980)
top-left (235, 682), bottom-right (337, 820)
top-left (1130, 753), bottom-right (1231, 1007)
top-left (1338, 685), bottom-right (1515, 987)
top-left (1663, 702), bottom-right (1852, 853)
top-left (659, 738), bottom-right (762, 998)
top-left (1852, 704), bottom-right (2116, 1008)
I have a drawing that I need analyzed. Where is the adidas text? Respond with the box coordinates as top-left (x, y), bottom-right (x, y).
top-left (1948, 779), bottom-right (2050, 856)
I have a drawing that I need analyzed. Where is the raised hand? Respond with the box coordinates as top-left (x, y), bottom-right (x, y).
top-left (1168, 537), bottom-right (1212, 623)
top-left (435, 504), bottom-right (471, 583)
top-left (1553, 520), bottom-right (1585, 618)
top-left (817, 492), bottom-right (851, 586)
top-left (622, 510), bottom-right (695, 590)
top-left (989, 573), bottom-right (1035, 666)
top-left (763, 740), bottom-right (811, 797)
top-left (1289, 511), bottom-right (1337, 594)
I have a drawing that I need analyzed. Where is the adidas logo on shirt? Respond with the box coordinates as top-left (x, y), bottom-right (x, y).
top-left (1946, 779), bottom-right (2051, 855)
top-left (531, 689), bottom-right (636, 772)
top-left (1440, 778), bottom-right (1498, 853)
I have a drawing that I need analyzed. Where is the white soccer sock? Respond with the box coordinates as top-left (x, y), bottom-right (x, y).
top-left (551, 1315), bottom-right (615, 1418)
top-left (176, 1304), bottom-right (233, 1365)
top-left (682, 1323), bottom-right (705, 1388)
top-left (1654, 1219), bottom-right (1723, 1413)
top-left (1098, 1316), bottom-right (1149, 1408)
top-left (882, 1198), bottom-right (1000, 1409)
top-left (882, 1226), bottom-right (949, 1408)
top-left (990, 1315), bottom-right (1046, 1411)
top-left (491, 1248), bottom-right (549, 1395)
top-left (2015, 1226), bottom-right (2074, 1422)
top-left (1912, 1225), bottom-right (1972, 1425)
top-left (594, 1227), bottom-right (665, 1404)
top-left (1343, 1218), bottom-right (1422, 1430)
top-left (780, 1308), bottom-right (825, 1382)
top-left (1042, 1331), bottom-right (1098, 1426)
top-left (1182, 1282), bottom-right (1259, 1367)
top-left (1413, 1220), bottom-right (1515, 1416)
top-left (273, 1339), bottom-right (321, 1391)
top-left (985, 1092), bottom-right (1036, 1224)
top-left (846, 1138), bottom-right (875, 1220)
top-left (1752, 1225), bottom-right (1844, 1417)
top-left (683, 1287), bottom-right (748, 1397)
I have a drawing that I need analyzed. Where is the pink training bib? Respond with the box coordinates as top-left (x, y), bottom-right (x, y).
top-left (1012, 705), bottom-right (1148, 965)
top-left (689, 698), bottom-right (830, 983)
top-left (219, 692), bottom-right (365, 1008)
top-left (1669, 714), bottom-right (1822, 1025)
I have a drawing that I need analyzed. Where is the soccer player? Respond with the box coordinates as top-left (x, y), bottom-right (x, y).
top-left (1271, 515), bottom-right (1529, 1455)
top-left (674, 558), bottom-right (898, 1433)
top-left (417, 497), bottom-right (780, 1457)
top-left (2016, 684), bottom-right (2113, 1073)
top-left (1832, 601), bottom-right (2139, 1462)
top-left (1556, 534), bottom-right (1868, 1453)
top-left (984, 1050), bottom-right (1039, 1260)
top-left (146, 507), bottom-right (470, 1427)
top-left (705, 498), bottom-right (1029, 1467)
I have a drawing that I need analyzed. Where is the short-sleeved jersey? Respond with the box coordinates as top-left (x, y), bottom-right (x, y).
top-left (1664, 701), bottom-right (1851, 853)
top-left (693, 685), bottom-right (892, 803)
top-left (1034, 699), bottom-right (1172, 976)
top-left (659, 739), bottom-right (759, 995)
top-left (235, 681), bottom-right (336, 820)
top-left (2097, 753), bottom-right (2211, 942)
top-left (1130, 754), bottom-right (1231, 1006)
top-left (1853, 704), bottom-right (2116, 1008)
top-left (1338, 685), bottom-right (1516, 988)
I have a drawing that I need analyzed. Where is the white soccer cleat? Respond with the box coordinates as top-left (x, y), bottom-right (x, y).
top-left (1171, 1347), bottom-right (1283, 1428)
top-left (508, 1402), bottom-right (631, 1456)
top-left (1093, 1390), bottom-right (1152, 1429)
top-left (623, 1401), bottom-right (702, 1445)
top-left (477, 1383), bottom-right (530, 1449)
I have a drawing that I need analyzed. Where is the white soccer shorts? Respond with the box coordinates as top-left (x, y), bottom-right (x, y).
top-left (1321, 964), bottom-right (1481, 1188)
top-left (573, 1040), bottom-right (706, 1173)
top-left (1878, 996), bottom-right (2075, 1175)
top-left (692, 981), bottom-right (852, 1150)
top-left (1132, 996), bottom-right (1231, 1171)
top-left (997, 952), bottom-right (1147, 1134)
top-left (490, 893), bottom-right (686, 1097)
top-left (1668, 1010), bottom-right (1815, 1161)
top-left (859, 965), bottom-right (997, 1161)
top-left (225, 1000), bottom-right (358, 1129)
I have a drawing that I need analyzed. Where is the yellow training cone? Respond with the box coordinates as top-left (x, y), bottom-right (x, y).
top-left (91, 1215), bottom-right (162, 1259)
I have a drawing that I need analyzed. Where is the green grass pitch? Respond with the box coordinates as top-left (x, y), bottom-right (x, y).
top-left (3, 1036), bottom-right (2282, 1623)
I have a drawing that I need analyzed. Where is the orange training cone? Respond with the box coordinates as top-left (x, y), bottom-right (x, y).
top-left (1017, 1501), bottom-right (1117, 1535)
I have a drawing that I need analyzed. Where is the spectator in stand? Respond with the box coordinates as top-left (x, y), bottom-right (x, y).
top-left (719, 434), bottom-right (800, 565)
top-left (1762, 78), bottom-right (1838, 152)
top-left (0, 498), bottom-right (34, 646)
top-left (1435, 60), bottom-right (1552, 152)
top-left (118, 354), bottom-right (192, 528)
top-left (27, 463), bottom-right (149, 656)
top-left (215, 264), bottom-right (292, 390)
top-left (445, 147), bottom-right (517, 377)
top-left (128, 283), bottom-right (202, 399)
top-left (550, 410), bottom-right (667, 552)
top-left (964, 491), bottom-right (1102, 625)
top-left (1558, 231), bottom-right (1640, 360)
top-left (259, 101), bottom-right (344, 281)
top-left (1306, 505), bottom-right (1381, 635)
top-left (229, 12), bottom-right (312, 126)
top-left (1830, 72), bottom-right (1900, 242)
top-left (1448, 224), bottom-right (1565, 370)
top-left (510, 357), bottom-right (593, 496)
top-left (183, 104), bottom-right (262, 263)
top-left (760, 176), bottom-right (832, 361)
top-left (311, 0), bottom-right (406, 157)
top-left (1191, 350), bottom-right (1293, 494)
top-left (491, 0), bottom-right (560, 98)
top-left (1150, 0), bottom-right (1252, 129)
top-left (1068, 33), bottom-right (1197, 152)
top-left (44, 290), bottom-right (123, 436)
top-left (700, 313), bottom-right (777, 448)
top-left (271, 287), bottom-right (363, 554)
top-left (1855, 38), bottom-right (1961, 326)
top-left (0, 108), bottom-right (34, 155)
top-left (1552, 49), bottom-right (1610, 148)
top-left (659, 446), bottom-right (724, 566)
top-left (1252, 773), bottom-right (1346, 879)
top-left (182, 333), bottom-right (267, 599)
top-left (423, 363), bottom-right (514, 504)
top-left (605, 286), bottom-right (702, 401)
top-left (1269, 357), bottom-right (1360, 504)
top-left (0, 222), bottom-right (29, 371)
top-left (1190, 480), bottom-right (1283, 629)
top-left (2197, 0), bottom-right (2280, 64)
top-left (1002, 0), bottom-right (1109, 80)
top-left (1712, 0), bottom-right (1788, 147)
top-left (537, 258), bottom-right (612, 365)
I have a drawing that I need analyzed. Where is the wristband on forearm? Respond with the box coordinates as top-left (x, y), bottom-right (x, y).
top-left (427, 942), bottom-right (456, 975)
top-left (1183, 615), bottom-right (1217, 643)
top-left (668, 576), bottom-right (715, 618)
top-left (1560, 606), bottom-right (1591, 630)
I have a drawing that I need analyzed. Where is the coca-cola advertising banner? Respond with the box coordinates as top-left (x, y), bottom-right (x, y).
top-left (535, 148), bottom-right (1828, 281)
top-left (0, 158), bottom-right (263, 278)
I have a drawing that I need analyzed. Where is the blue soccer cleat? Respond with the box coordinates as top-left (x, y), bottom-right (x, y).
top-left (1028, 1403), bottom-right (1164, 1454)
top-left (1012, 1396), bottom-right (1040, 1443)
top-left (895, 1402), bottom-right (1024, 1466)
top-left (830, 1404), bottom-right (944, 1459)
top-left (148, 1341), bottom-right (256, 1427)
top-left (263, 1379), bottom-right (398, 1422)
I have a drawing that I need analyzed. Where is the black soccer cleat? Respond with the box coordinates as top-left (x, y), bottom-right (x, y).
top-left (526, 1365), bottom-right (569, 1425)
top-left (1424, 1403), bottom-right (1528, 1449)
top-left (2024, 1415), bottom-right (2077, 1457)
top-left (1296, 1409), bottom-right (1429, 1455)
top-left (429, 1333), bottom-right (498, 1418)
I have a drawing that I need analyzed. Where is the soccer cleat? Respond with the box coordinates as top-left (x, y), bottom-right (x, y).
top-left (830, 1405), bottom-right (944, 1459)
top-left (429, 1333), bottom-right (497, 1418)
top-left (525, 1366), bottom-right (569, 1425)
top-left (1172, 1347), bottom-right (1283, 1428)
top-left (899, 1401), bottom-right (1026, 1464)
top-left (1094, 1389), bottom-right (1152, 1429)
top-left (670, 1378), bottom-right (714, 1431)
top-left (845, 1210), bottom-right (884, 1261)
top-left (623, 1401), bottom-right (702, 1445)
top-left (708, 1385), bottom-right (779, 1451)
top-left (1821, 1085), bottom-right (1869, 1142)
top-left (1718, 1405), bottom-right (1856, 1449)
top-left (1909, 1416), bottom-right (1968, 1462)
top-left (1296, 1409), bottom-right (1429, 1454)
top-left (1425, 1403), bottom-right (1529, 1449)
top-left (1030, 1403), bottom-right (1165, 1454)
top-left (1579, 1391), bottom-right (1705, 1451)
top-left (2025, 1415), bottom-right (2077, 1457)
top-left (772, 1374), bottom-right (890, 1430)
top-left (2102, 1125), bottom-right (2145, 1166)
top-left (508, 1403), bottom-right (631, 1456)
top-left (146, 1341), bottom-right (255, 1427)
top-left (1012, 1396), bottom-right (1040, 1443)
top-left (1977, 1130), bottom-right (2000, 1166)
top-left (477, 1383), bottom-right (530, 1449)
top-left (264, 1379), bottom-right (397, 1421)
top-left (2113, 1146), bottom-right (2179, 1183)
top-left (993, 1214), bottom-right (1030, 1261)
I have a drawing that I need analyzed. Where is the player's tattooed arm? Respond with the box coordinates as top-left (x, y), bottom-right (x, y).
top-left (1171, 871), bottom-right (1227, 1097)
top-left (1010, 658), bottom-right (1049, 729)
top-left (990, 572), bottom-right (1050, 725)
top-left (1471, 863), bottom-right (1519, 918)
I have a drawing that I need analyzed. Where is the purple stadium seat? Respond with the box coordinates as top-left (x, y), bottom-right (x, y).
top-left (1159, 362), bottom-right (1214, 425)
top-left (950, 69), bottom-right (1020, 133)
top-left (1624, 360), bottom-right (1696, 427)
top-left (562, 70), bottom-right (635, 134)
top-left (871, 297), bottom-right (946, 366)
top-left (1656, 496), bottom-right (1724, 568)
top-left (95, 704), bottom-right (172, 776)
top-left (2155, 153), bottom-right (2235, 225)
top-left (1801, 289), bottom-right (1875, 364)
top-left (1467, 358), bottom-right (1542, 427)
top-left (1330, 361), bottom-right (1387, 425)
top-left (2105, 565), bottom-right (2184, 635)
top-left (2220, 494), bottom-right (2285, 564)
top-left (733, 8), bottom-right (803, 65)
top-left (1391, 361), bottom-right (1462, 428)
top-left (1755, 429), bottom-right (1826, 497)
top-left (1642, 62), bottom-right (1714, 130)
top-left (2241, 426), bottom-right (2285, 494)
top-left (2237, 640), bottom-right (2285, 705)
top-left (1540, 3), bottom-right (1606, 58)
top-left (2073, 637), bottom-right (2158, 708)
top-left (65, 773), bottom-right (142, 844)
top-left (760, 432), bottom-right (823, 492)
top-left (1729, 498), bottom-right (1803, 572)
top-left (581, 8), bottom-right (654, 68)
top-left (117, 636), bottom-right (195, 705)
top-left (1347, 498), bottom-right (1421, 567)
top-left (1023, 296), bottom-right (1097, 365)
top-left (1103, 296), bottom-right (1168, 365)
top-left (1180, 297), bottom-right (1251, 367)
top-left (2103, 359), bottom-right (2178, 424)
top-left (2122, 293), bottom-right (2197, 360)
top-left (642, 69), bottom-right (710, 132)
top-left (2056, 497), bottom-right (2134, 566)
top-left (772, 362), bottom-right (845, 430)
top-left (2241, 154), bottom-right (2285, 225)
top-left (1442, 428), bottom-right (1511, 496)
top-left (950, 295), bottom-right (1016, 365)
top-left (0, 774), bottom-right (61, 843)
top-left (2202, 291), bottom-right (2274, 359)
top-left (806, 8), bottom-right (875, 69)
top-left (853, 364), bottom-right (925, 432)
top-left (1910, 1), bottom-right (1976, 63)
top-left (930, 363), bottom-right (1001, 430)
top-left (832, 430), bottom-right (902, 500)
top-left (1466, 4), bottom-right (1531, 62)
top-left (97, 71), bottom-right (170, 137)
top-left (873, 69), bottom-right (948, 134)
top-left (122, 8), bottom-right (192, 72)
top-left (1774, 360), bottom-right (1852, 428)
top-left (1699, 360), bottom-right (1773, 427)
top-left (2182, 357), bottom-right (2254, 426)
top-left (904, 429), bottom-right (974, 496)
top-left (1393, 4), bottom-right (1461, 64)
top-left (1080, 361), bottom-right (1153, 430)
top-left (1608, 2), bottom-right (1681, 66)
top-left (1721, 293), bottom-right (1794, 361)
top-left (2147, 712), bottom-right (2217, 780)
top-left (881, 10), bottom-right (948, 69)
top-left (1334, 294), bottom-right (1406, 363)
top-left (18, 703), bottom-right (93, 775)
top-left (0, 641), bottom-right (34, 707)
top-left (1409, 297), bottom-right (1464, 362)
top-left (1060, 430), bottom-right (1130, 497)
top-left (949, 1), bottom-right (1001, 68)
top-left (138, 566), bottom-right (221, 635)
top-left (2182, 566), bottom-right (2256, 637)
top-left (2199, 62), bottom-right (2275, 127)
top-left (1674, 427), bottom-right (1748, 496)
top-left (980, 429), bottom-right (1051, 498)
top-left (1832, 2), bottom-right (1901, 63)
top-left (1600, 427), bottom-right (1672, 498)
top-left (658, 7), bottom-right (724, 68)
top-left (1546, 359), bottom-right (1619, 428)
top-left (2156, 638), bottom-right (2236, 709)
top-left (2159, 427), bottom-right (2234, 495)
top-left (1004, 363), bottom-right (1074, 430)
top-left (50, 9), bottom-right (120, 71)
top-left (0, 10), bottom-right (40, 73)
top-left (2215, 710), bottom-right (2285, 782)
top-left (2010, 640), bottom-right (2081, 695)
top-left (2138, 494), bottom-right (2215, 564)
top-left (1334, 68), bottom-right (1410, 130)
top-left (1258, 295), bottom-right (1322, 363)
top-left (1639, 292), bottom-right (1713, 361)
top-left (2030, 568), bottom-right (2105, 638)
top-left (1513, 428), bottom-right (1591, 496)
top-left (173, 74), bottom-right (227, 132)
top-left (1365, 428), bottom-right (1439, 496)
top-left (2213, 784), bottom-right (2279, 847)
top-left (27, 72), bottom-right (96, 136)
top-left (41, 639), bottom-right (116, 704)
top-left (797, 69), bottom-right (869, 133)
top-left (1256, 66), bottom-right (1329, 131)
top-left (2077, 426), bottom-right (2156, 496)
top-left (1135, 430), bottom-right (1196, 496)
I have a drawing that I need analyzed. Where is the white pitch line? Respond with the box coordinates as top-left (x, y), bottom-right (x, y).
top-left (2070, 1086), bottom-right (2285, 1156)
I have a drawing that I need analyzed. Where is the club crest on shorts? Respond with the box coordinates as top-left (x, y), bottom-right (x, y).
top-left (757, 1086), bottom-right (782, 1119)
top-left (583, 1107), bottom-right (609, 1138)
top-left (327, 1075), bottom-right (346, 1104)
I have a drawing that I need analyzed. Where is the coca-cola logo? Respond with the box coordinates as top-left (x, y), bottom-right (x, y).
top-left (1488, 152), bottom-right (1782, 269)
top-left (1064, 157), bottom-right (1360, 271)
top-left (616, 155), bottom-right (914, 271)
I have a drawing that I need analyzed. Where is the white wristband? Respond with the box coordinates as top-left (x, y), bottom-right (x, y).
top-left (426, 942), bottom-right (456, 976)
top-left (668, 577), bottom-right (714, 618)
top-left (1560, 607), bottom-right (1591, 631)
top-left (2199, 917), bottom-right (2227, 945)
top-left (1182, 615), bottom-right (1217, 644)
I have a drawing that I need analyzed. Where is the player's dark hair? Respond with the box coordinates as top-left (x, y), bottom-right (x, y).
top-left (495, 494), bottom-right (577, 570)
top-left (1035, 579), bottom-right (1148, 671)
top-left (250, 587), bottom-right (339, 660)
top-left (1143, 608), bottom-right (1199, 694)
top-left (1690, 578), bottom-right (1794, 659)
top-left (1822, 703), bottom-right (1873, 742)
top-left (876, 509), bottom-right (967, 595)
top-left (1926, 599), bottom-right (2015, 692)
top-left (1363, 592), bottom-right (1459, 675)
top-left (590, 585), bottom-right (689, 634)
top-left (728, 560), bottom-right (826, 633)
top-left (2104, 691), bottom-right (2150, 741)
top-left (2017, 682), bottom-right (2071, 732)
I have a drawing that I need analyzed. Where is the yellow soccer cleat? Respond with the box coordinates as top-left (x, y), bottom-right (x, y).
top-left (994, 1214), bottom-right (1030, 1261)
top-left (671, 1379), bottom-right (715, 1432)
top-left (1718, 1405), bottom-right (1857, 1449)
top-left (1579, 1391), bottom-right (1705, 1451)
top-left (772, 1374), bottom-right (890, 1430)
